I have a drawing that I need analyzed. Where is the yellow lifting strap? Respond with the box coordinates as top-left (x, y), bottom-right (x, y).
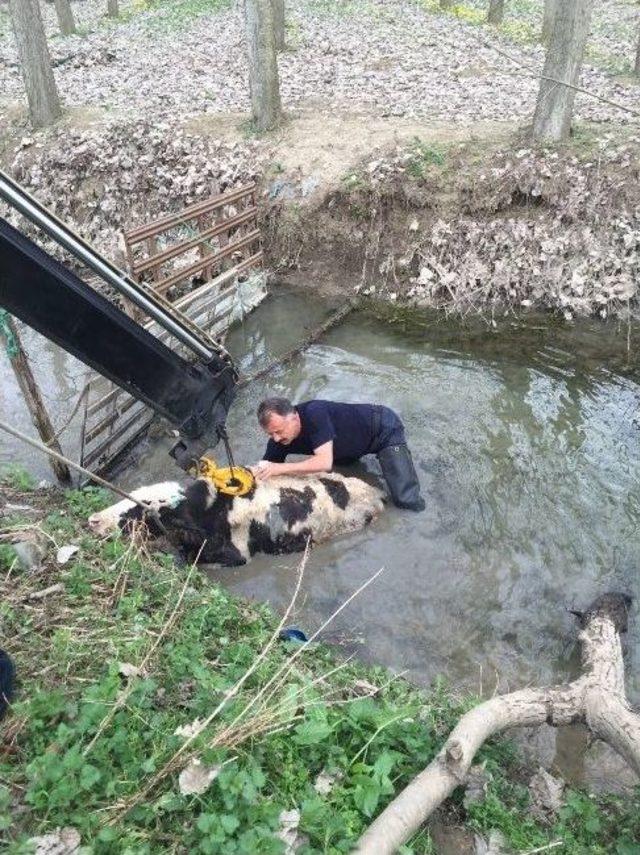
top-left (195, 456), bottom-right (256, 497)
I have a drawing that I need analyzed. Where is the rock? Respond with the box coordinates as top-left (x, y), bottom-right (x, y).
top-left (463, 764), bottom-right (492, 809)
top-left (28, 827), bottom-right (80, 855)
top-left (13, 540), bottom-right (45, 572)
top-left (528, 767), bottom-right (565, 824)
top-left (474, 829), bottom-right (508, 855)
top-left (509, 724), bottom-right (556, 770)
top-left (56, 544), bottom-right (79, 565)
top-left (277, 809), bottom-right (307, 854)
top-left (583, 740), bottom-right (640, 795)
top-left (313, 768), bottom-right (343, 795)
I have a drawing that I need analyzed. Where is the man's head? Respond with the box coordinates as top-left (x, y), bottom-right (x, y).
top-left (257, 397), bottom-right (301, 445)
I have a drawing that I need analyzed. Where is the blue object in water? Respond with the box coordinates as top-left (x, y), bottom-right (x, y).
top-left (278, 627), bottom-right (308, 643)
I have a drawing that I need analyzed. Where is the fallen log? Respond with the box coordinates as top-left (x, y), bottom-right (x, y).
top-left (355, 593), bottom-right (639, 855)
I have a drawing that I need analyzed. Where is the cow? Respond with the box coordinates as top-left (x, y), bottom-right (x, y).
top-left (88, 473), bottom-right (384, 567)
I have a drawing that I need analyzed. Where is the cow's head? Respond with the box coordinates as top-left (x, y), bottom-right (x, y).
top-left (88, 481), bottom-right (184, 536)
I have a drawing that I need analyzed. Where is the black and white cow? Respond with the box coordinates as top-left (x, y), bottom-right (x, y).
top-left (88, 473), bottom-right (384, 566)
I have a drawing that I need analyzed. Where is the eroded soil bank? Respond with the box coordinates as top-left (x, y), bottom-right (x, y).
top-left (4, 106), bottom-right (640, 320)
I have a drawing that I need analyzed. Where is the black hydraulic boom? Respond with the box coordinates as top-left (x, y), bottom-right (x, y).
top-left (0, 171), bottom-right (238, 471)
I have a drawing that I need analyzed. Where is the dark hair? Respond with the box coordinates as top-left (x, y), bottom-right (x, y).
top-left (257, 397), bottom-right (295, 427)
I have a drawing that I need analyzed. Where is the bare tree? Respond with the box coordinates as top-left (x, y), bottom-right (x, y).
top-left (54, 0), bottom-right (76, 36)
top-left (107, 0), bottom-right (119, 18)
top-left (356, 593), bottom-right (640, 854)
top-left (271, 0), bottom-right (285, 51)
top-left (0, 314), bottom-right (71, 484)
top-left (531, 0), bottom-right (594, 143)
top-left (245, 0), bottom-right (282, 132)
top-left (487, 0), bottom-right (505, 25)
top-left (542, 0), bottom-right (558, 42)
top-left (8, 0), bottom-right (62, 128)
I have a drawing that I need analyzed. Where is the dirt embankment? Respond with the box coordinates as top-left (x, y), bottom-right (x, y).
top-left (267, 130), bottom-right (640, 320)
top-left (4, 107), bottom-right (640, 319)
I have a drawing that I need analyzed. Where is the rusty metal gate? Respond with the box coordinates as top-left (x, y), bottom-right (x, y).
top-left (79, 183), bottom-right (264, 473)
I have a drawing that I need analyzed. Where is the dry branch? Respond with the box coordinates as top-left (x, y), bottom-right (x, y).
top-left (355, 593), bottom-right (638, 855)
top-left (238, 298), bottom-right (358, 388)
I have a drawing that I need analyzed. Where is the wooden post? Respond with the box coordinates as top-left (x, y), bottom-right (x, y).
top-left (0, 313), bottom-right (71, 484)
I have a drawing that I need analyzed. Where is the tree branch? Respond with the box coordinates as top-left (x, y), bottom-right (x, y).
top-left (355, 593), bottom-right (638, 855)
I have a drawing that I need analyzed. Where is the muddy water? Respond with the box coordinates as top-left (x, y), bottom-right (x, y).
top-left (0, 325), bottom-right (89, 481)
top-left (7, 284), bottom-right (639, 786)
top-left (118, 288), bottom-right (640, 712)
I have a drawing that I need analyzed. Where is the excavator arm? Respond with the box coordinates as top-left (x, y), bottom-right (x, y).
top-left (0, 171), bottom-right (238, 473)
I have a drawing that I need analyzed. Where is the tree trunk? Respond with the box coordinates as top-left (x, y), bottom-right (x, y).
top-left (54, 0), bottom-right (76, 36)
top-left (531, 0), bottom-right (594, 143)
top-left (487, 0), bottom-right (505, 25)
top-left (355, 593), bottom-right (639, 855)
top-left (271, 0), bottom-right (285, 51)
top-left (8, 0), bottom-right (62, 129)
top-left (541, 0), bottom-right (558, 42)
top-left (244, 0), bottom-right (282, 132)
top-left (635, 21), bottom-right (640, 76)
top-left (107, 0), bottom-right (119, 18)
top-left (0, 315), bottom-right (71, 485)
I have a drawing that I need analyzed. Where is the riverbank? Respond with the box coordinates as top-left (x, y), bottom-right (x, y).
top-left (4, 106), bottom-right (640, 319)
top-left (3, 1), bottom-right (640, 319)
top-left (1, 475), bottom-right (639, 853)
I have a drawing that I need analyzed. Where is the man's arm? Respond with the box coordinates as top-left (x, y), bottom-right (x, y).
top-left (255, 441), bottom-right (333, 480)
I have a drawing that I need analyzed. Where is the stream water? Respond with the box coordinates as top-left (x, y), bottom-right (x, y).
top-left (4, 284), bottom-right (640, 786)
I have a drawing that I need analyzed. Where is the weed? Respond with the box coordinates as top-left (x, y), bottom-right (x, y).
top-left (64, 486), bottom-right (111, 518)
top-left (342, 170), bottom-right (366, 191)
top-left (407, 138), bottom-right (446, 179)
top-left (0, 544), bottom-right (17, 572)
top-left (1, 489), bottom-right (639, 852)
top-left (284, 17), bottom-right (304, 50)
top-left (499, 17), bottom-right (538, 44)
top-left (0, 465), bottom-right (35, 492)
top-left (145, 0), bottom-right (232, 32)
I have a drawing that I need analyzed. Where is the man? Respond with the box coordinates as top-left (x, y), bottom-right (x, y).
top-left (253, 397), bottom-right (425, 512)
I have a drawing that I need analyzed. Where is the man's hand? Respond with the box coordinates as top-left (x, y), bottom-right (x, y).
top-left (251, 461), bottom-right (282, 481)
top-left (252, 443), bottom-right (334, 482)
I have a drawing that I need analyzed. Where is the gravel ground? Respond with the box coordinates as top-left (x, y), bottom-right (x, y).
top-left (0, 0), bottom-right (639, 127)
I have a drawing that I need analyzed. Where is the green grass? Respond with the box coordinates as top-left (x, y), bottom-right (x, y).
top-left (145, 0), bottom-right (232, 31)
top-left (1, 484), bottom-right (639, 853)
top-left (0, 465), bottom-right (36, 492)
top-left (406, 137), bottom-right (446, 178)
top-left (307, 0), bottom-right (396, 20)
top-left (102, 0), bottom-right (231, 31)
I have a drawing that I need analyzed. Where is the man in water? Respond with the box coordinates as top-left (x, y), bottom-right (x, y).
top-left (253, 397), bottom-right (425, 511)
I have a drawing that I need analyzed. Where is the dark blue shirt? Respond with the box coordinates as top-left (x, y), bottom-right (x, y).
top-left (263, 400), bottom-right (403, 464)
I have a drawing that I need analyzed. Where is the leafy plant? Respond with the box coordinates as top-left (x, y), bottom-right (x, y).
top-left (407, 138), bottom-right (446, 178)
top-left (2, 489), bottom-right (639, 853)
top-left (0, 465), bottom-right (35, 491)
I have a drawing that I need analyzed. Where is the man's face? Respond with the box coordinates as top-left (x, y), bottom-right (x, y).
top-left (263, 412), bottom-right (301, 445)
